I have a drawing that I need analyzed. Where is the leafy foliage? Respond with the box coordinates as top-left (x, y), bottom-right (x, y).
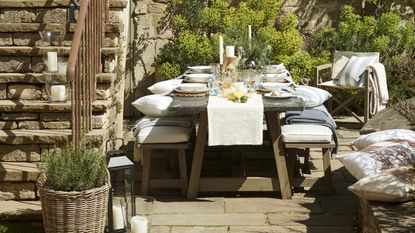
top-left (310, 4), bottom-right (415, 103)
top-left (39, 141), bottom-right (107, 191)
top-left (157, 0), bottom-right (318, 82)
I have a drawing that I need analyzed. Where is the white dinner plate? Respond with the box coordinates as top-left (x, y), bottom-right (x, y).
top-left (175, 87), bottom-right (208, 94)
top-left (188, 66), bottom-right (212, 73)
top-left (184, 73), bottom-right (213, 83)
top-left (263, 92), bottom-right (295, 99)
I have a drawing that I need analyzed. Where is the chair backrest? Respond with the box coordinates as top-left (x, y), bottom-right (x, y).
top-left (331, 51), bottom-right (380, 87)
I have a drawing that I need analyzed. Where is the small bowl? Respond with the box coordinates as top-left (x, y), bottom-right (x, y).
top-left (177, 83), bottom-right (207, 92)
top-left (261, 82), bottom-right (291, 91)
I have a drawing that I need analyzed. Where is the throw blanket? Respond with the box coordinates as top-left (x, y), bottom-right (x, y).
top-left (368, 63), bottom-right (389, 115)
top-left (207, 94), bottom-right (263, 146)
top-left (283, 107), bottom-right (338, 153)
top-left (131, 116), bottom-right (193, 136)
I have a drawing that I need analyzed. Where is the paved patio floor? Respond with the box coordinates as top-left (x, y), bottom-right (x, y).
top-left (127, 118), bottom-right (361, 233)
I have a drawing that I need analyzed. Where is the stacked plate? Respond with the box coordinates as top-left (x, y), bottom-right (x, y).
top-left (260, 82), bottom-right (292, 91)
top-left (185, 66), bottom-right (214, 83)
top-left (175, 83), bottom-right (208, 94)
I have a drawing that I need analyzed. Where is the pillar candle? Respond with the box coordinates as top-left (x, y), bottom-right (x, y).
top-left (112, 205), bottom-right (125, 230)
top-left (58, 62), bottom-right (67, 75)
top-left (248, 25), bottom-right (252, 41)
top-left (47, 51), bottom-right (58, 72)
top-left (131, 216), bottom-right (148, 233)
top-left (219, 35), bottom-right (224, 65)
top-left (50, 85), bottom-right (66, 102)
top-left (225, 46), bottom-right (235, 57)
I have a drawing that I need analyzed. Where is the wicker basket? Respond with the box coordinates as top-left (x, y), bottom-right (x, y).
top-left (37, 177), bottom-right (110, 233)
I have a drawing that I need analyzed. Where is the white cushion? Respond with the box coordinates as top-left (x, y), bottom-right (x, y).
top-left (131, 95), bottom-right (174, 117)
top-left (294, 85), bottom-right (332, 107)
top-left (348, 167), bottom-right (415, 202)
top-left (136, 126), bottom-right (192, 144)
top-left (148, 79), bottom-right (183, 95)
top-left (282, 124), bottom-right (333, 143)
top-left (352, 129), bottom-right (415, 150)
top-left (337, 140), bottom-right (415, 179)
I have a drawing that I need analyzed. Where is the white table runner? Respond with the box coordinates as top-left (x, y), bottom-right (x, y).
top-left (207, 94), bottom-right (263, 146)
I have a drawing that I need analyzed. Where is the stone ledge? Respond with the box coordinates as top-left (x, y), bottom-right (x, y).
top-left (0, 0), bottom-right (127, 8)
top-left (0, 46), bottom-right (120, 56)
top-left (0, 200), bottom-right (41, 221)
top-left (0, 99), bottom-right (112, 112)
top-left (0, 128), bottom-right (108, 145)
top-left (0, 73), bottom-right (116, 84)
top-left (0, 23), bottom-right (123, 33)
top-left (0, 162), bottom-right (40, 181)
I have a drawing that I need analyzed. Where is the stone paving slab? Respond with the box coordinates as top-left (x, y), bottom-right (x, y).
top-left (268, 213), bottom-right (355, 226)
top-left (224, 197), bottom-right (323, 214)
top-left (171, 226), bottom-right (228, 233)
top-left (152, 213), bottom-right (266, 226)
top-left (316, 195), bottom-right (358, 215)
top-left (0, 200), bottom-right (41, 221)
top-left (153, 198), bottom-right (225, 214)
top-left (229, 226), bottom-right (357, 233)
top-left (150, 226), bottom-right (171, 233)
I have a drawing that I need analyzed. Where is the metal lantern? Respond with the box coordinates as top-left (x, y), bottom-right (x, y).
top-left (107, 138), bottom-right (135, 233)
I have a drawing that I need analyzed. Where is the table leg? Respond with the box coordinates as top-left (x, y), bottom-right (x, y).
top-left (187, 111), bottom-right (208, 199)
top-left (265, 111), bottom-right (292, 199)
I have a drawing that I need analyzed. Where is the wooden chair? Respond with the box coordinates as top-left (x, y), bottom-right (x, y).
top-left (314, 51), bottom-right (379, 125)
top-left (281, 124), bottom-right (336, 191)
top-left (133, 125), bottom-right (194, 196)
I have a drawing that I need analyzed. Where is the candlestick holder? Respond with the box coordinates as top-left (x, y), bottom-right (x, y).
top-left (225, 56), bottom-right (238, 82)
top-left (44, 72), bottom-right (69, 103)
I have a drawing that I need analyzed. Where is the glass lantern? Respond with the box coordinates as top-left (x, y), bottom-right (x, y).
top-left (39, 30), bottom-right (69, 102)
top-left (107, 139), bottom-right (135, 233)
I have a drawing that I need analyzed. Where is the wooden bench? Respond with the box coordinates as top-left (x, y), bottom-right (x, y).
top-left (358, 197), bottom-right (415, 233)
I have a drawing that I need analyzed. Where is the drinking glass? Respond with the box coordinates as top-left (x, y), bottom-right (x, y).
top-left (208, 78), bottom-right (221, 96)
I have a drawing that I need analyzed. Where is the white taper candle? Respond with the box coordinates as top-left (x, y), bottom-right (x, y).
top-left (219, 35), bottom-right (224, 65)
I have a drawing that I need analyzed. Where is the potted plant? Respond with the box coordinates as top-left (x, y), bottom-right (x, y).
top-left (37, 141), bottom-right (110, 233)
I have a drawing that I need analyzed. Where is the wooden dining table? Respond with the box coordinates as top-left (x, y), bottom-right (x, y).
top-left (169, 95), bottom-right (306, 199)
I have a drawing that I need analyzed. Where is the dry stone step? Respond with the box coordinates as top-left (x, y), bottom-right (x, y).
top-left (0, 128), bottom-right (109, 145)
top-left (0, 181), bottom-right (37, 200)
top-left (0, 73), bottom-right (116, 84)
top-left (0, 162), bottom-right (40, 182)
top-left (0, 0), bottom-right (127, 8)
top-left (0, 144), bottom-right (41, 162)
top-left (0, 22), bottom-right (123, 33)
top-left (0, 46), bottom-right (120, 56)
top-left (0, 200), bottom-right (42, 221)
top-left (0, 99), bottom-right (112, 112)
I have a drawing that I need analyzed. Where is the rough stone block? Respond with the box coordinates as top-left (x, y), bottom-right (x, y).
top-left (36, 8), bottom-right (67, 23)
top-left (42, 121), bottom-right (71, 129)
top-left (40, 113), bottom-right (71, 121)
top-left (109, 8), bottom-right (123, 23)
top-left (0, 33), bottom-right (12, 46)
top-left (0, 121), bottom-right (17, 130)
top-left (0, 57), bottom-right (31, 73)
top-left (0, 9), bottom-right (36, 23)
top-left (0, 145), bottom-right (41, 162)
top-left (7, 84), bottom-right (42, 100)
top-left (18, 121), bottom-right (42, 129)
top-left (31, 57), bottom-right (46, 73)
top-left (2, 113), bottom-right (39, 121)
top-left (0, 84), bottom-right (6, 99)
top-left (0, 162), bottom-right (40, 182)
top-left (13, 33), bottom-right (41, 46)
top-left (105, 33), bottom-right (119, 47)
top-left (0, 182), bottom-right (37, 200)
top-left (96, 83), bottom-right (112, 100)
top-left (148, 3), bottom-right (167, 14)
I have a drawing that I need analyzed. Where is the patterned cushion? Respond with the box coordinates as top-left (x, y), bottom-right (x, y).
top-left (348, 167), bottom-right (415, 202)
top-left (337, 140), bottom-right (415, 179)
top-left (352, 129), bottom-right (415, 150)
top-left (331, 51), bottom-right (380, 87)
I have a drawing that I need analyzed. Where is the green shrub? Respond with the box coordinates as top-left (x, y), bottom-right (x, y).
top-left (38, 141), bottom-right (107, 191)
top-left (310, 4), bottom-right (415, 103)
top-left (157, 0), bottom-right (318, 82)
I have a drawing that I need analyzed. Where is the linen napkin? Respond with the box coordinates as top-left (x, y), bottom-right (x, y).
top-left (207, 94), bottom-right (263, 146)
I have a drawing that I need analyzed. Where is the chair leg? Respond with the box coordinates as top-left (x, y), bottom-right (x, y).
top-left (364, 88), bottom-right (370, 124)
top-left (177, 149), bottom-right (188, 196)
top-left (141, 149), bottom-right (151, 195)
top-left (322, 148), bottom-right (333, 189)
top-left (133, 142), bottom-right (143, 163)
